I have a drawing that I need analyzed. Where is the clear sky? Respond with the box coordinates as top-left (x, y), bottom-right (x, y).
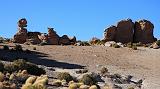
top-left (0, 0), bottom-right (159, 40)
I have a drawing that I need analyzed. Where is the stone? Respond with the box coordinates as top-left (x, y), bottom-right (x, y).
top-left (59, 35), bottom-right (71, 45)
top-left (13, 18), bottom-right (28, 44)
top-left (105, 41), bottom-right (116, 47)
top-left (48, 28), bottom-right (60, 45)
top-left (27, 32), bottom-right (41, 44)
top-left (134, 19), bottom-right (156, 44)
top-left (13, 27), bottom-right (28, 44)
top-left (115, 19), bottom-right (134, 43)
top-left (38, 33), bottom-right (48, 42)
top-left (152, 43), bottom-right (159, 49)
top-left (18, 18), bottom-right (27, 27)
top-left (69, 36), bottom-right (77, 44)
top-left (104, 25), bottom-right (117, 41)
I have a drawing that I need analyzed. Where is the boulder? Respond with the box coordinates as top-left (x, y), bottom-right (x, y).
top-left (38, 33), bottom-right (48, 42)
top-left (18, 18), bottom-right (27, 27)
top-left (48, 28), bottom-right (60, 45)
top-left (69, 36), bottom-right (77, 44)
top-left (13, 27), bottom-right (28, 44)
top-left (134, 19), bottom-right (156, 44)
top-left (115, 19), bottom-right (134, 43)
top-left (104, 25), bottom-right (116, 41)
top-left (104, 19), bottom-right (134, 43)
top-left (13, 18), bottom-right (28, 44)
top-left (59, 35), bottom-right (71, 45)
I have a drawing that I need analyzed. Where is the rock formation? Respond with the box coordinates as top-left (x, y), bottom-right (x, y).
top-left (27, 32), bottom-right (41, 44)
top-left (104, 25), bottom-right (116, 41)
top-left (48, 28), bottom-right (60, 45)
top-left (115, 19), bottom-right (134, 43)
top-left (104, 19), bottom-right (156, 44)
top-left (13, 18), bottom-right (76, 45)
top-left (13, 18), bottom-right (28, 43)
top-left (59, 35), bottom-right (71, 45)
top-left (69, 36), bottom-right (77, 45)
top-left (134, 20), bottom-right (156, 44)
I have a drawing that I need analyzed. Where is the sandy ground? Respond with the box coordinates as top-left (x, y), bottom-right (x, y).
top-left (1, 44), bottom-right (160, 89)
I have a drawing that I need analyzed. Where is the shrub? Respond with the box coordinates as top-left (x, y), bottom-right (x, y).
top-left (79, 74), bottom-right (97, 86)
top-left (112, 44), bottom-right (120, 48)
top-left (26, 63), bottom-right (46, 76)
top-left (132, 45), bottom-right (137, 50)
top-left (57, 72), bottom-right (73, 82)
top-left (0, 72), bottom-right (4, 82)
top-left (0, 81), bottom-right (16, 89)
top-left (89, 85), bottom-right (98, 89)
top-left (100, 67), bottom-right (108, 75)
top-left (4, 59), bottom-right (45, 76)
top-left (76, 69), bottom-right (88, 74)
top-left (52, 80), bottom-right (62, 87)
top-left (69, 83), bottom-right (78, 89)
top-left (25, 76), bottom-right (37, 84)
top-left (127, 42), bottom-right (132, 48)
top-left (14, 44), bottom-right (23, 51)
top-left (128, 87), bottom-right (134, 89)
top-left (2, 45), bottom-right (9, 50)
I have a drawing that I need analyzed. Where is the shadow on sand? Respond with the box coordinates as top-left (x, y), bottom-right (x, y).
top-left (0, 47), bottom-right (84, 69)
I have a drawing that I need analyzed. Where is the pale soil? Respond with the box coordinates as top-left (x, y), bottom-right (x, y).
top-left (1, 44), bottom-right (160, 89)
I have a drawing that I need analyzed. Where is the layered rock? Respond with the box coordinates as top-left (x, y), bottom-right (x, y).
top-left (13, 18), bottom-right (28, 44)
top-left (48, 28), bottom-right (60, 45)
top-left (59, 35), bottom-right (71, 45)
top-left (134, 20), bottom-right (156, 44)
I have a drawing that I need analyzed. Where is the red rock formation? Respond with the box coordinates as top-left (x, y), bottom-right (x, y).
top-left (115, 19), bottom-right (134, 43)
top-left (13, 18), bottom-right (28, 44)
top-left (104, 25), bottom-right (117, 41)
top-left (48, 28), bottom-right (60, 45)
top-left (134, 20), bottom-right (156, 44)
top-left (59, 35), bottom-right (71, 45)
top-left (104, 19), bottom-right (134, 43)
top-left (69, 36), bottom-right (77, 44)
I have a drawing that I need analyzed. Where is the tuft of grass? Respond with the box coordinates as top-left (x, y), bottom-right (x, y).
top-left (79, 74), bottom-right (97, 86)
top-left (57, 72), bottom-right (73, 82)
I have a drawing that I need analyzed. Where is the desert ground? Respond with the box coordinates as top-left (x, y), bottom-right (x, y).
top-left (0, 43), bottom-right (160, 89)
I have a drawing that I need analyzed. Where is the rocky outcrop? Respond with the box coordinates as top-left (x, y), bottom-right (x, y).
top-left (69, 36), bottom-right (77, 45)
top-left (134, 20), bottom-right (156, 44)
top-left (115, 19), bottom-right (134, 43)
top-left (38, 33), bottom-right (48, 42)
top-left (104, 25), bottom-right (116, 41)
top-left (13, 18), bottom-right (28, 44)
top-left (13, 18), bottom-right (76, 45)
top-left (59, 35), bottom-right (71, 45)
top-left (104, 19), bottom-right (156, 44)
top-left (48, 28), bottom-right (60, 45)
top-left (27, 32), bottom-right (41, 44)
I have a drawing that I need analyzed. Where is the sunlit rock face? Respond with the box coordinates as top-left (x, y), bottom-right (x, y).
top-left (134, 19), bottom-right (156, 44)
top-left (104, 19), bottom-right (156, 44)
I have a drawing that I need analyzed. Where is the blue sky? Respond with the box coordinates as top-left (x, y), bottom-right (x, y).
top-left (0, 0), bottom-right (159, 40)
